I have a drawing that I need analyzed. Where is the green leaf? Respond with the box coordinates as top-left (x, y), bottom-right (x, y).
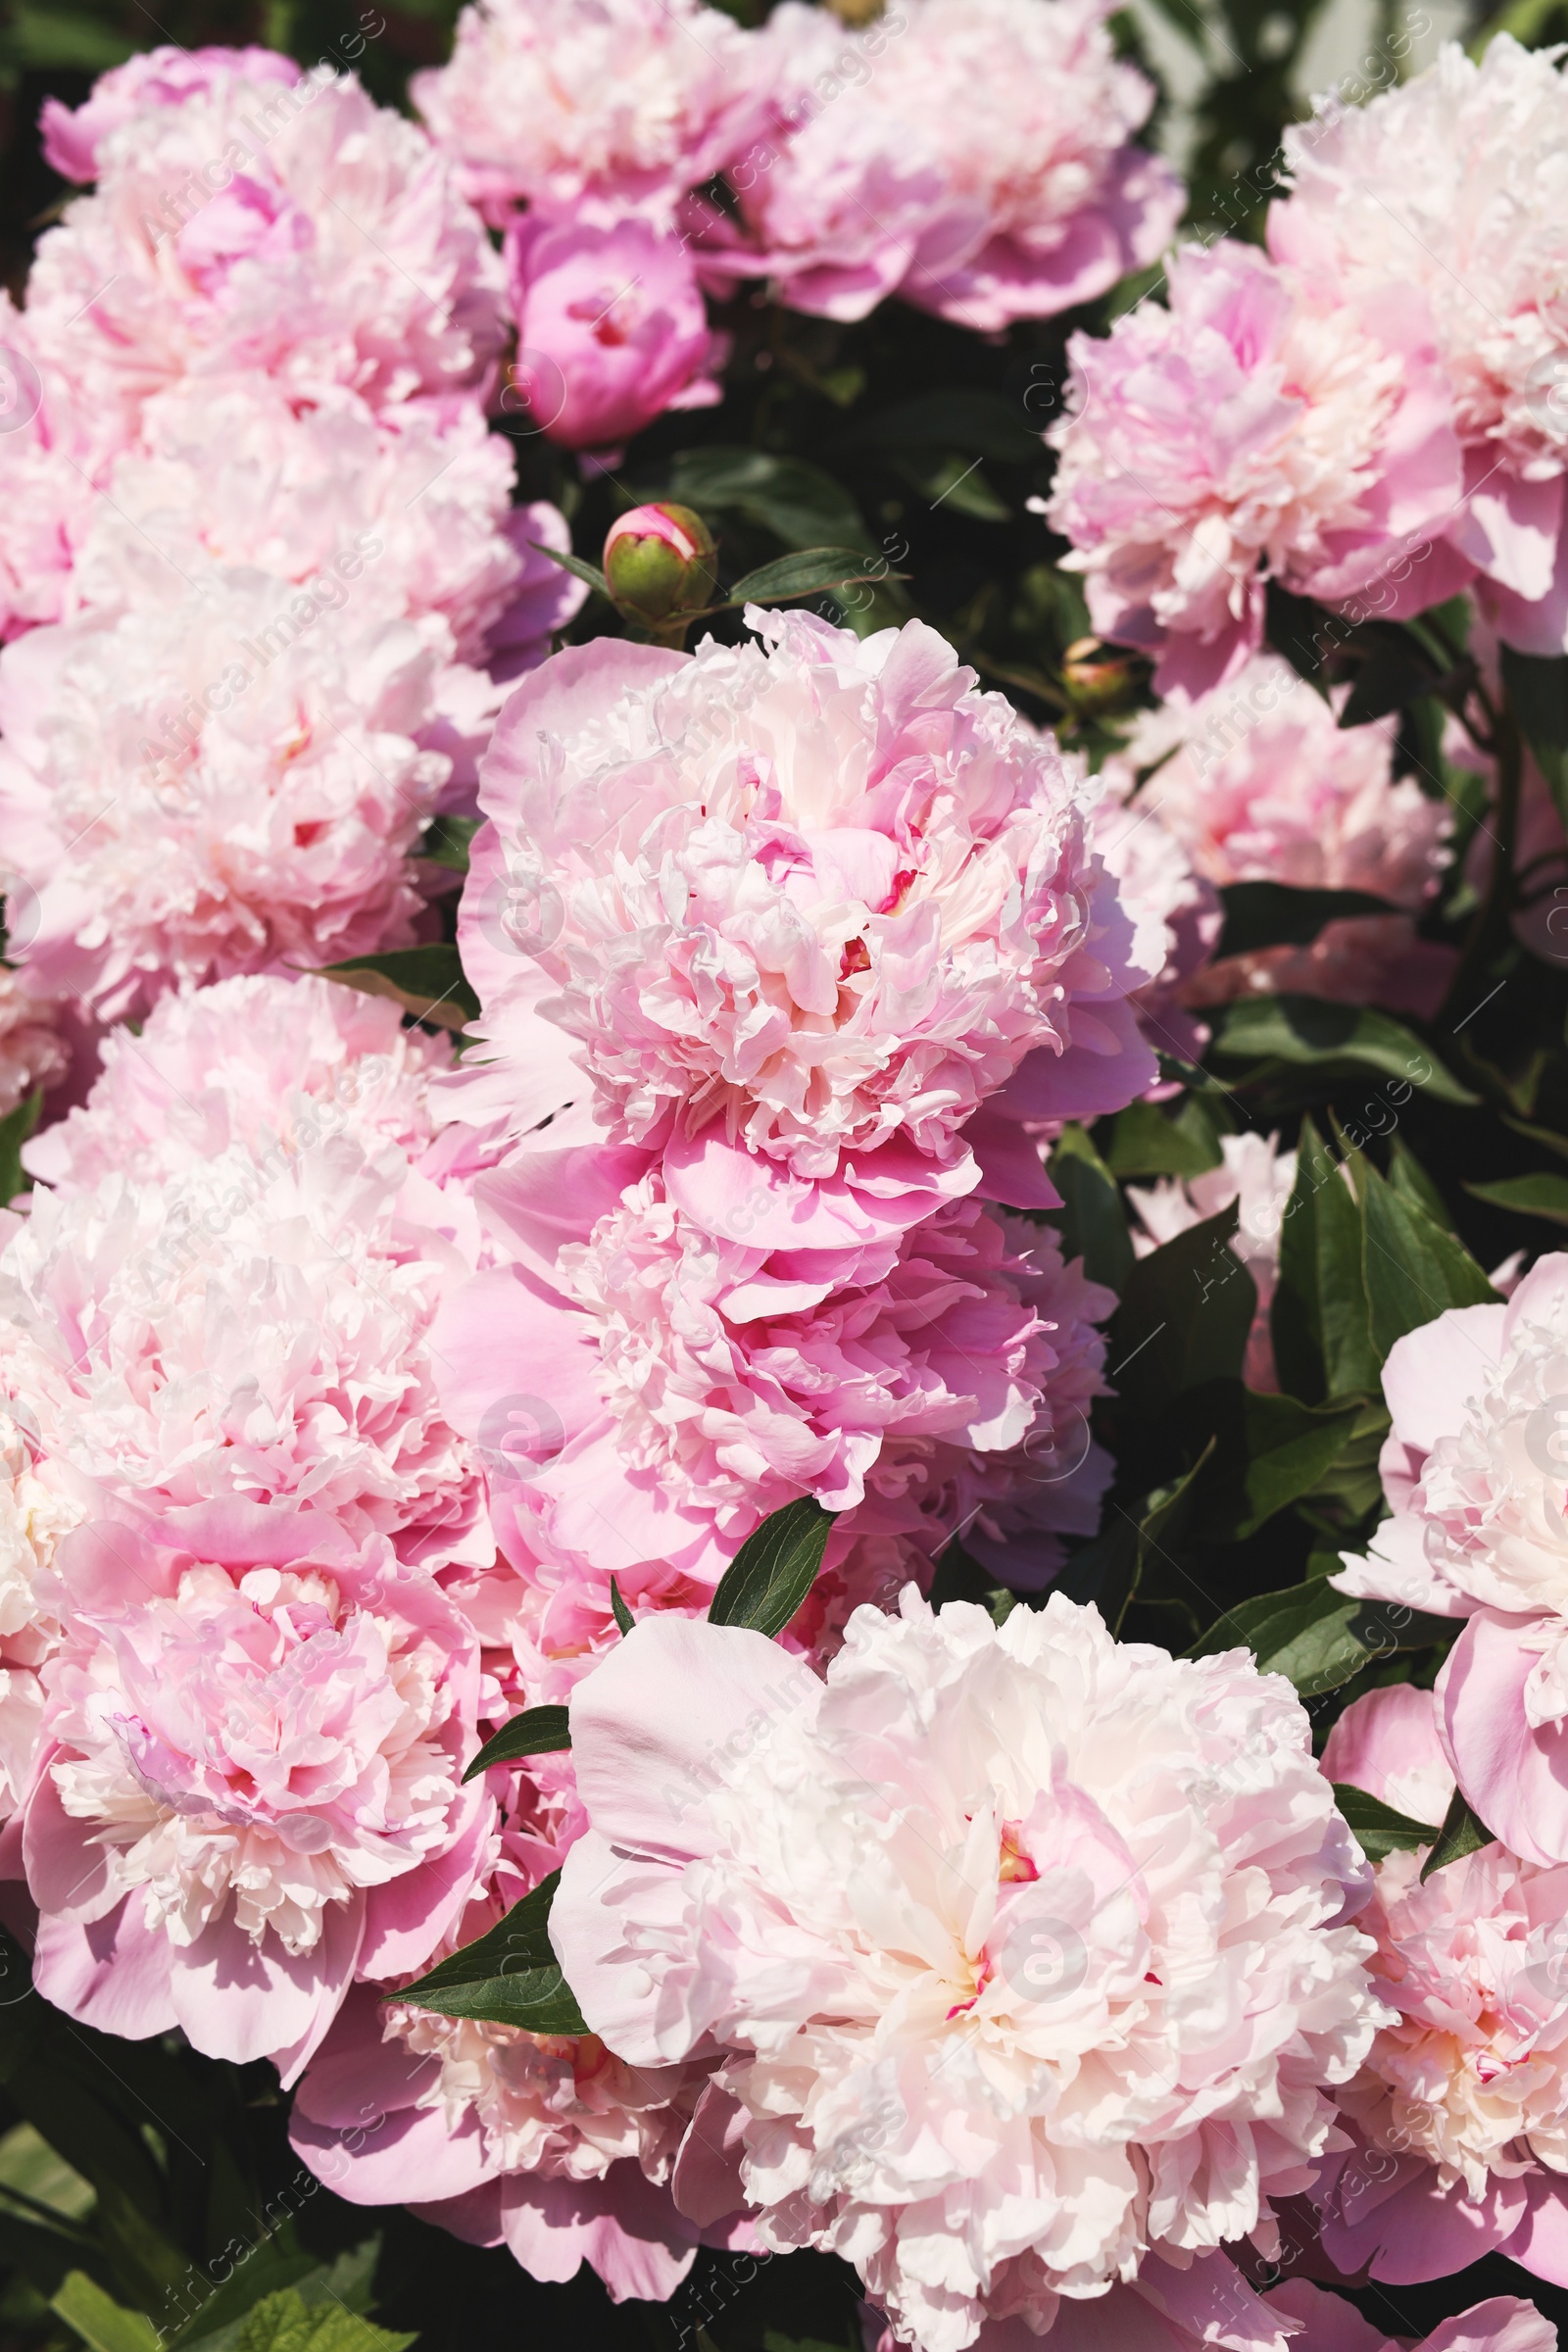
top-left (1045, 1123), bottom-right (1134, 1291)
top-left (462, 1705), bottom-right (571, 1782)
top-left (1214, 883), bottom-right (1396, 959)
top-left (662, 449), bottom-right (873, 553)
top-left (526, 540), bottom-right (609, 598)
top-left (1387, 1136), bottom-right (1455, 1231)
top-left (1503, 1113), bottom-right (1568, 1164)
top-left (0, 1089), bottom-right (41, 1202)
top-left (1102, 1099), bottom-right (1222, 1180)
top-left (176, 2247), bottom-right (384, 2352)
top-left (394, 1870), bottom-right (586, 2035)
top-left (50, 2276), bottom-right (160, 2352)
top-left (609, 1576), bottom-right (635, 1636)
top-left (708, 1496), bottom-right (835, 1637)
top-left (1338, 631), bottom-right (1443, 728)
top-left (0, 2127), bottom-right (94, 2227)
top-left (1206, 997), bottom-right (1478, 1103)
top-left (229, 2288), bottom-right (414, 2352)
top-left (1333, 1785), bottom-right (1439, 1863)
top-left (1272, 1115), bottom-right (1379, 1403)
top-left (1420, 1788), bottom-right (1495, 1879)
top-left (1106, 1203), bottom-right (1255, 1415)
top-left (313, 947), bottom-right (478, 1033)
top-left (892, 454), bottom-right (1009, 520)
top-left (416, 815), bottom-right (480, 875)
top-left (1, 5), bottom-right (136, 70)
top-left (1189, 1579), bottom-right (1452, 1697)
top-left (1263, 583), bottom-right (1336, 694)
top-left (1464, 1172), bottom-right (1568, 1228)
top-left (725, 550), bottom-right (893, 607)
top-left (1359, 1158), bottom-right (1497, 1360)
top-left (1218, 1392), bottom-right (1370, 1541)
top-left (1501, 645), bottom-right (1568, 824)
top-left (1057, 1441), bottom-right (1216, 1638)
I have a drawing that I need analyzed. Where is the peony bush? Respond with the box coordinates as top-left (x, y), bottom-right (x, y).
top-left (0, 12), bottom-right (1564, 2352)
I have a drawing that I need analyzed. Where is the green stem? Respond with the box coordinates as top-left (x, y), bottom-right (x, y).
top-left (1443, 699), bottom-right (1523, 1024)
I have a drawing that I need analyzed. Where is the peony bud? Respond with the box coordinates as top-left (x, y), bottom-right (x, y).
top-left (603, 504), bottom-right (718, 635)
top-left (1061, 636), bottom-right (1138, 713)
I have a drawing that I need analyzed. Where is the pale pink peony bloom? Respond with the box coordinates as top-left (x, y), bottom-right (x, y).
top-left (0, 296), bottom-right (134, 643)
top-left (1045, 244), bottom-right (1467, 694)
top-left (696, 0), bottom-right (1180, 331)
top-left (412, 0), bottom-right (763, 228)
top-left (867, 2256), bottom-right (1295, 2352)
top-left (453, 612), bottom-right (1154, 1234)
top-left (39, 45), bottom-right (300, 181)
top-left (23, 973), bottom-right (452, 1194)
top-left (1128, 1132), bottom-right (1296, 1391)
top-left (0, 570), bottom-right (478, 1024)
top-left (1305, 1685), bottom-right (1568, 2291)
top-left (1270, 37), bottom-right (1568, 657)
top-left (0, 1408), bottom-right (82, 1819)
top-left (22, 1504), bottom-right (485, 2079)
top-left (1331, 1253), bottom-right (1568, 1869)
top-left (291, 1774), bottom-right (717, 2300)
top-left (550, 1592), bottom-right (1385, 2352)
top-left (433, 1141), bottom-right (1113, 1594)
top-left (0, 968), bottom-right (68, 1125)
top-left (1103, 657), bottom-right (1455, 1016)
top-left (0, 1121), bottom-right (484, 1570)
top-left (70, 378), bottom-right (581, 670)
top-left (502, 217), bottom-right (726, 457)
top-left (1267, 2280), bottom-right (1554, 2352)
top-left (1089, 784), bottom-right (1220, 1075)
top-left (23, 68), bottom-right (507, 423)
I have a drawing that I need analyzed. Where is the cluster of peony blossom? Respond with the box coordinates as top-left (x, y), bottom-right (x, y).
top-left (415, 0), bottom-right (1184, 454)
top-left (0, 21), bottom-right (1563, 2352)
top-left (1045, 35), bottom-right (1568, 682)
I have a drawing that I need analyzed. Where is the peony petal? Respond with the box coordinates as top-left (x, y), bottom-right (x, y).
top-left (497, 2166), bottom-right (698, 2299)
top-left (1438, 1612), bottom-right (1568, 1868)
top-left (32, 1902), bottom-right (178, 2041)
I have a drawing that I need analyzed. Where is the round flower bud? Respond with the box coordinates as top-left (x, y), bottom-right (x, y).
top-left (1060, 634), bottom-right (1138, 712)
top-left (602, 503), bottom-right (717, 629)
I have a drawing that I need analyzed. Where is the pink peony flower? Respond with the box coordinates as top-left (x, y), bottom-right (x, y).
top-left (0, 571), bottom-right (477, 1024)
top-left (1331, 1252), bottom-right (1568, 1869)
top-left (502, 217), bottom-right (726, 457)
top-left (23, 973), bottom-right (453, 1195)
top-left (433, 1140), bottom-right (1113, 1594)
top-left (550, 1592), bottom-right (1385, 2352)
top-left (23, 68), bottom-right (506, 424)
top-left (0, 1407), bottom-right (82, 1818)
top-left (1090, 784), bottom-right (1220, 1075)
top-left (39, 45), bottom-right (301, 182)
top-left (1045, 244), bottom-right (1467, 694)
top-left (0, 297), bottom-right (133, 643)
top-left (291, 1770), bottom-right (716, 2299)
top-left (1304, 1684), bottom-right (1568, 2291)
top-left (453, 612), bottom-right (1155, 1232)
top-left (1128, 1131), bottom-right (1296, 1391)
top-left (412, 0), bottom-right (764, 228)
top-left (22, 1504), bottom-right (485, 2079)
top-left (695, 0), bottom-right (1181, 331)
top-left (70, 378), bottom-right (581, 670)
top-left (1267, 2280), bottom-right (1554, 2352)
top-left (0, 1119), bottom-right (484, 1569)
top-left (1270, 37), bottom-right (1568, 657)
top-left (1102, 657), bottom-right (1454, 1016)
top-left (866, 2256), bottom-right (1298, 2352)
